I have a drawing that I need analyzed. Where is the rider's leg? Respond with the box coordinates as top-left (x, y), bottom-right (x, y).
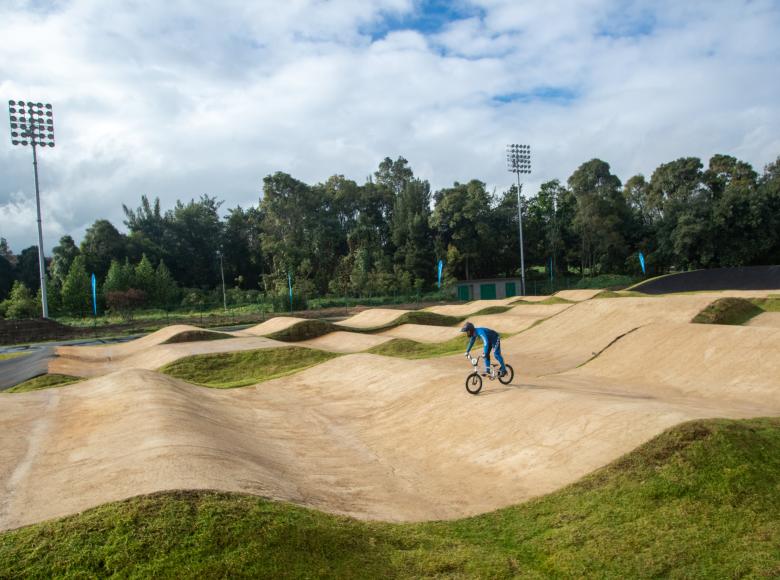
top-left (494, 339), bottom-right (507, 373)
top-left (484, 343), bottom-right (492, 374)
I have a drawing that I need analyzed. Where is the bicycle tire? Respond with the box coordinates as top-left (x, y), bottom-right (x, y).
top-left (465, 372), bottom-right (482, 395)
top-left (498, 364), bottom-right (514, 385)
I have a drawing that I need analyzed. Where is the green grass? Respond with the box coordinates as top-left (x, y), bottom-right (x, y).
top-left (265, 319), bottom-right (338, 342)
top-left (5, 374), bottom-right (82, 393)
top-left (364, 310), bottom-right (461, 331)
top-left (692, 297), bottom-right (764, 325)
top-left (0, 351), bottom-right (30, 361)
top-left (593, 290), bottom-right (650, 299)
top-left (2, 418), bottom-right (778, 577)
top-left (466, 305), bottom-right (512, 316)
top-left (512, 296), bottom-right (572, 305)
top-left (366, 336), bottom-right (468, 359)
top-left (159, 347), bottom-right (339, 388)
top-left (161, 330), bottom-right (233, 344)
top-left (753, 297), bottom-right (780, 312)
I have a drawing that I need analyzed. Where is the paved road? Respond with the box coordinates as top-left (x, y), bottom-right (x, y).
top-left (0, 347), bottom-right (55, 391)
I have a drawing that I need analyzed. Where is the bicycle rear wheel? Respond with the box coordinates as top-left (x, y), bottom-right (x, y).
top-left (498, 364), bottom-right (514, 385)
top-left (465, 372), bottom-right (482, 394)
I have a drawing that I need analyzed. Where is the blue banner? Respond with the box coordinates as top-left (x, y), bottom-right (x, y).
top-left (638, 251), bottom-right (646, 275)
top-left (91, 273), bottom-right (97, 315)
top-left (437, 260), bottom-right (444, 288)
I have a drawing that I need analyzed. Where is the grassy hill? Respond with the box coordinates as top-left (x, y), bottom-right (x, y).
top-left (2, 417), bottom-right (778, 577)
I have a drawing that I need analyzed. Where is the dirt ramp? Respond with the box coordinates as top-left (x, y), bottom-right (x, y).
top-left (3, 348), bottom-right (776, 531)
top-left (468, 303), bottom-right (571, 334)
top-left (554, 289), bottom-right (603, 301)
top-left (242, 317), bottom-right (309, 336)
top-left (336, 309), bottom-right (411, 329)
top-left (299, 331), bottom-right (392, 353)
top-left (424, 298), bottom-right (517, 317)
top-left (560, 323), bottom-right (780, 405)
top-left (50, 336), bottom-right (284, 378)
top-left (380, 324), bottom-right (461, 343)
top-left (503, 295), bottom-right (717, 374)
top-left (55, 325), bottom-right (208, 363)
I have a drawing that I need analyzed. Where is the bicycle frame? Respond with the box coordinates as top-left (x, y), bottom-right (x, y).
top-left (468, 354), bottom-right (500, 380)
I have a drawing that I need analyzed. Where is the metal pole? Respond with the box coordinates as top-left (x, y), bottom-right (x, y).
top-left (218, 252), bottom-right (227, 313)
top-left (515, 172), bottom-right (526, 296)
top-left (32, 141), bottom-right (49, 318)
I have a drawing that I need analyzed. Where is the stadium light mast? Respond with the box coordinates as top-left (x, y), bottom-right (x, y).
top-left (8, 100), bottom-right (56, 318)
top-left (216, 250), bottom-right (227, 313)
top-left (506, 144), bottom-right (531, 295)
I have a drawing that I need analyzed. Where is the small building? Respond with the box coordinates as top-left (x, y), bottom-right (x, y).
top-left (455, 277), bottom-right (524, 301)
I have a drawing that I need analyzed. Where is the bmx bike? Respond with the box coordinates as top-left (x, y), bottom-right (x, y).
top-left (465, 354), bottom-right (514, 395)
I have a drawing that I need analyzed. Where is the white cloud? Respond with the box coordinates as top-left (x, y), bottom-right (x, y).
top-left (0, 0), bottom-right (778, 254)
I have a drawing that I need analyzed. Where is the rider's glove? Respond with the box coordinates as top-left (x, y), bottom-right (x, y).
top-left (465, 352), bottom-right (470, 357)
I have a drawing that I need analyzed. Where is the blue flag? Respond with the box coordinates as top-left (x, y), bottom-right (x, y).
top-left (437, 260), bottom-right (444, 288)
top-left (638, 252), bottom-right (646, 275)
top-left (91, 273), bottom-right (97, 315)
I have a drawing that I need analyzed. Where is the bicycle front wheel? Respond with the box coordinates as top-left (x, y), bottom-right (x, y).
top-left (465, 372), bottom-right (483, 395)
top-left (498, 364), bottom-right (514, 385)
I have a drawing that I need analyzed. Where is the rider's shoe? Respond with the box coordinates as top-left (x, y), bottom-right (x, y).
top-left (499, 369), bottom-right (507, 377)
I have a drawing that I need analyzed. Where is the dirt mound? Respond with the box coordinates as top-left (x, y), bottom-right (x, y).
top-left (424, 298), bottom-right (518, 317)
top-left (554, 289), bottom-right (603, 301)
top-left (299, 331), bottom-right (392, 353)
top-left (380, 324), bottom-right (461, 343)
top-left (50, 336), bottom-right (284, 378)
top-left (558, 322), bottom-right (780, 404)
top-left (468, 303), bottom-right (571, 334)
top-left (55, 325), bottom-right (210, 363)
top-left (335, 309), bottom-right (411, 329)
top-left (502, 295), bottom-right (717, 374)
top-left (243, 317), bottom-right (309, 336)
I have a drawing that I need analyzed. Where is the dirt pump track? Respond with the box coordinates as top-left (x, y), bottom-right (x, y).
top-left (1, 290), bottom-right (779, 531)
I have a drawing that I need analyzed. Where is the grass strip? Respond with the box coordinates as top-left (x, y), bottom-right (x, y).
top-left (159, 346), bottom-right (339, 388)
top-left (1, 418), bottom-right (778, 577)
top-left (5, 374), bottom-right (82, 393)
top-left (161, 330), bottom-right (233, 344)
top-left (692, 297), bottom-right (764, 325)
top-left (0, 352), bottom-right (30, 361)
top-left (265, 319), bottom-right (338, 342)
top-left (366, 336), bottom-right (468, 359)
top-left (511, 296), bottom-right (572, 305)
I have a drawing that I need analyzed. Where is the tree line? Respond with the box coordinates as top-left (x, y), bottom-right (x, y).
top-left (1, 153), bottom-right (779, 318)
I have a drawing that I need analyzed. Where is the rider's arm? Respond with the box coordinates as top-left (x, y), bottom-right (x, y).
top-left (465, 335), bottom-right (476, 355)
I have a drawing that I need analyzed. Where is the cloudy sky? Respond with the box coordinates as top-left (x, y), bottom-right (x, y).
top-left (1, 0), bottom-right (779, 253)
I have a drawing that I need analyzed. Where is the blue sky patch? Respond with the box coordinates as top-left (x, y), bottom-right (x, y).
top-left (366, 0), bottom-right (484, 40)
top-left (493, 87), bottom-right (579, 105)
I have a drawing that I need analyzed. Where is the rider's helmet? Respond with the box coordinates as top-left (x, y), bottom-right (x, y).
top-left (460, 321), bottom-right (475, 336)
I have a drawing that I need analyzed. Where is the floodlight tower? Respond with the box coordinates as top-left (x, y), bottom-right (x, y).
top-left (506, 144), bottom-right (531, 295)
top-left (8, 100), bottom-right (56, 318)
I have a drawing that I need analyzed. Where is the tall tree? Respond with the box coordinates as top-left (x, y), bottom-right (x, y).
top-left (647, 157), bottom-right (711, 270)
top-left (568, 159), bottom-right (631, 274)
top-left (80, 219), bottom-right (127, 281)
top-left (50, 235), bottom-right (80, 286)
top-left (123, 195), bottom-right (169, 264)
top-left (61, 255), bottom-right (91, 316)
top-left (16, 246), bottom-right (42, 292)
top-left (166, 195), bottom-right (223, 288)
top-left (431, 180), bottom-right (493, 280)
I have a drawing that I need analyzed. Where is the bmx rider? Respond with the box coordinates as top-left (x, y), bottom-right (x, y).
top-left (461, 322), bottom-right (507, 377)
